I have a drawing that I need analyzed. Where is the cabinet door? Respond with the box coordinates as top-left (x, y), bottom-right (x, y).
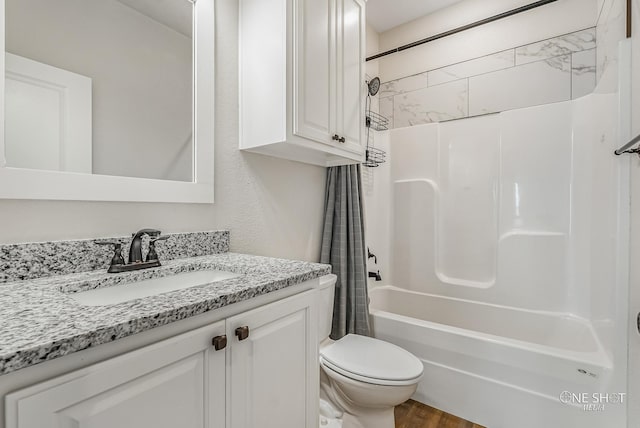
top-left (5, 321), bottom-right (227, 428)
top-left (336, 0), bottom-right (366, 154)
top-left (228, 290), bottom-right (318, 428)
top-left (292, 0), bottom-right (336, 146)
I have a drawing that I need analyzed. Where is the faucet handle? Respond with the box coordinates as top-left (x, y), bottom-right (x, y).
top-left (146, 235), bottom-right (169, 262)
top-left (95, 241), bottom-right (126, 269)
top-left (367, 247), bottom-right (377, 264)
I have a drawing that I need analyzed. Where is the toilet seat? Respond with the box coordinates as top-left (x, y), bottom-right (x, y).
top-left (320, 334), bottom-right (423, 387)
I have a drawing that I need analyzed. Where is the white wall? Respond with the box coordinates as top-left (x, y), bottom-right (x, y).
top-left (373, 0), bottom-right (598, 82)
top-left (6, 0), bottom-right (193, 181)
top-left (365, 23), bottom-right (379, 79)
top-left (364, 23), bottom-right (381, 119)
top-left (0, 0), bottom-right (327, 263)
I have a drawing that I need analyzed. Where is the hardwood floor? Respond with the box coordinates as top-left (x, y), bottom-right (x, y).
top-left (395, 400), bottom-right (485, 428)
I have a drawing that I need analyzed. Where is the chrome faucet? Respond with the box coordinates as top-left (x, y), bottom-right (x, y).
top-left (129, 229), bottom-right (161, 263)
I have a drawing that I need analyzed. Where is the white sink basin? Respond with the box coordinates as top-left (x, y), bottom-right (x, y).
top-left (70, 270), bottom-right (240, 306)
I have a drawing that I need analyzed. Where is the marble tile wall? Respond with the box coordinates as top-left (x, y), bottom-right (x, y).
top-left (378, 28), bottom-right (597, 128)
top-left (595, 0), bottom-right (626, 93)
top-left (469, 55), bottom-right (572, 116)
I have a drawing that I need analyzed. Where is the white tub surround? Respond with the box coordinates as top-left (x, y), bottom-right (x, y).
top-left (365, 89), bottom-right (627, 427)
top-left (384, 95), bottom-right (619, 313)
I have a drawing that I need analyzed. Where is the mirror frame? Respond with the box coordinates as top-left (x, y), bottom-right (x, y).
top-left (0, 0), bottom-right (214, 203)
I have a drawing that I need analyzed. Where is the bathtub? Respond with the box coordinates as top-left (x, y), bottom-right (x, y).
top-left (368, 286), bottom-right (620, 428)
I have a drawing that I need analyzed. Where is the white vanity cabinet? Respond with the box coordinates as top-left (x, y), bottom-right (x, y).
top-left (5, 291), bottom-right (318, 428)
top-left (227, 289), bottom-right (318, 428)
top-left (239, 0), bottom-right (366, 167)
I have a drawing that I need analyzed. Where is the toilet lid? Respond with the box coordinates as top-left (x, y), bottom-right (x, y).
top-left (319, 334), bottom-right (423, 385)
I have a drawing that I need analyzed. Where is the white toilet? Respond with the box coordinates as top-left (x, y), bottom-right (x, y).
top-left (316, 274), bottom-right (423, 428)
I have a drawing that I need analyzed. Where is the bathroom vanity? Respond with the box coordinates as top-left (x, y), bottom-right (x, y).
top-left (0, 231), bottom-right (329, 428)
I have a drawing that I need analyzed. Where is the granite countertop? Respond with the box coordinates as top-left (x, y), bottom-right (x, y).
top-left (0, 253), bottom-right (331, 376)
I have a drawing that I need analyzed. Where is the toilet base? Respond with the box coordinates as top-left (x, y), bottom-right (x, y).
top-left (319, 415), bottom-right (343, 428)
top-left (340, 407), bottom-right (395, 428)
top-left (320, 397), bottom-right (343, 427)
top-left (320, 364), bottom-right (415, 428)
top-left (318, 404), bottom-right (396, 428)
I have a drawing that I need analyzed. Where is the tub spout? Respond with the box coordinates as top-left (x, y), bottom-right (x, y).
top-left (368, 270), bottom-right (382, 281)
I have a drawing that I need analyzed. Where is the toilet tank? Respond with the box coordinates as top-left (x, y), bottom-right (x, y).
top-left (316, 274), bottom-right (337, 341)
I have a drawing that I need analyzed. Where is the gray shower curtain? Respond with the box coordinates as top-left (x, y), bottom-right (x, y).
top-left (321, 164), bottom-right (371, 339)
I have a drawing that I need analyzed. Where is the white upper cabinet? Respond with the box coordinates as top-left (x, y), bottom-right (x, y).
top-left (293, 0), bottom-right (334, 146)
top-left (239, 0), bottom-right (366, 167)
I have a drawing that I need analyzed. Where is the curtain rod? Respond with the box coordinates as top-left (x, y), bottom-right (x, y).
top-left (366, 0), bottom-right (560, 62)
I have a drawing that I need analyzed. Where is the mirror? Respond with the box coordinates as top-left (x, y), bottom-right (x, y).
top-left (0, 0), bottom-right (214, 202)
top-left (5, 0), bottom-right (193, 182)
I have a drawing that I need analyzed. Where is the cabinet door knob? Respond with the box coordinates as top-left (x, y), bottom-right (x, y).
top-left (235, 326), bottom-right (250, 341)
top-left (332, 134), bottom-right (340, 141)
top-left (338, 136), bottom-right (346, 143)
top-left (212, 335), bottom-right (227, 351)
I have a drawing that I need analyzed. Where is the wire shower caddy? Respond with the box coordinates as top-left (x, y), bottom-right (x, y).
top-left (363, 77), bottom-right (388, 168)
